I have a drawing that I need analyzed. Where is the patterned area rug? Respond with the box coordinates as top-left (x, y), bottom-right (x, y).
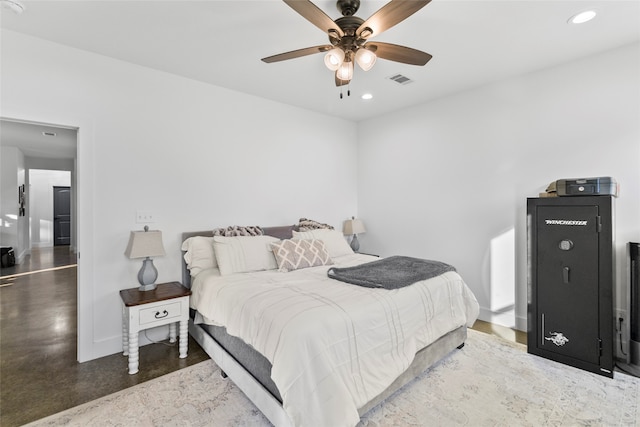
top-left (27, 330), bottom-right (639, 426)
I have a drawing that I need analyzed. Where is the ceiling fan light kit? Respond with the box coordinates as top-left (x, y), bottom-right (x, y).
top-left (337, 59), bottom-right (354, 81)
top-left (324, 48), bottom-right (346, 71)
top-left (262, 0), bottom-right (433, 97)
top-left (355, 47), bottom-right (377, 71)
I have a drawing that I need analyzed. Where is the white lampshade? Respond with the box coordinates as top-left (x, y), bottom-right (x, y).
top-left (336, 60), bottom-right (354, 82)
top-left (124, 229), bottom-right (165, 259)
top-left (355, 48), bottom-right (377, 71)
top-left (324, 48), bottom-right (345, 71)
top-left (343, 218), bottom-right (366, 236)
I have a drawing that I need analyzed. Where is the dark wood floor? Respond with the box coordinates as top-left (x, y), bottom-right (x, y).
top-left (0, 247), bottom-right (525, 426)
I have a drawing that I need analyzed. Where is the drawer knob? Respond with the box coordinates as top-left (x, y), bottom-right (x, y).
top-left (155, 310), bottom-right (169, 319)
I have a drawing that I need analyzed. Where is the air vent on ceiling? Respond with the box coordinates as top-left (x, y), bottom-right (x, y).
top-left (387, 74), bottom-right (414, 85)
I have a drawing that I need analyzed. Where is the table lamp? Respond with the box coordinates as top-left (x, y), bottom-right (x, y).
top-left (343, 216), bottom-right (366, 252)
top-left (124, 225), bottom-right (165, 291)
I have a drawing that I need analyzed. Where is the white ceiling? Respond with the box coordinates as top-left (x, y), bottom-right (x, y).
top-left (1, 0), bottom-right (639, 126)
top-left (0, 119), bottom-right (77, 159)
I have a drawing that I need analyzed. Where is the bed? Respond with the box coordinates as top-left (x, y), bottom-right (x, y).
top-left (182, 225), bottom-right (479, 427)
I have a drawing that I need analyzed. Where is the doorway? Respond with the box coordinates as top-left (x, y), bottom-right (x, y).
top-left (0, 118), bottom-right (79, 359)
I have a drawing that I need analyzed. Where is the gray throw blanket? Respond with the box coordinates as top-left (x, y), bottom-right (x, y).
top-left (327, 255), bottom-right (456, 289)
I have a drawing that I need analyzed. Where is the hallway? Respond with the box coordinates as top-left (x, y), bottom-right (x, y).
top-left (0, 247), bottom-right (209, 426)
top-left (0, 245), bottom-right (76, 277)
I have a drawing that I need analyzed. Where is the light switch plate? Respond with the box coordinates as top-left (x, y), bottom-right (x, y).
top-left (136, 211), bottom-right (154, 223)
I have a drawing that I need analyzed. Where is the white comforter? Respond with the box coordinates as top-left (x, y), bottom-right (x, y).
top-left (190, 253), bottom-right (479, 427)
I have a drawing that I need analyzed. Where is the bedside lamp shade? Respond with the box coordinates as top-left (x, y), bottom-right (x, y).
top-left (125, 226), bottom-right (165, 291)
top-left (343, 218), bottom-right (366, 236)
top-left (343, 217), bottom-right (366, 252)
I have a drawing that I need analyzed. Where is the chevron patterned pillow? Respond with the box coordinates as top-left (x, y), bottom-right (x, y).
top-left (270, 239), bottom-right (333, 272)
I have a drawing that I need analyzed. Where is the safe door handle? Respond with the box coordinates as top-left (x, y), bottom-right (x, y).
top-left (563, 267), bottom-right (570, 284)
top-left (155, 310), bottom-right (169, 319)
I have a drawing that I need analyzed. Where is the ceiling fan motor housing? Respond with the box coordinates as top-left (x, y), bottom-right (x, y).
top-left (333, 16), bottom-right (366, 50)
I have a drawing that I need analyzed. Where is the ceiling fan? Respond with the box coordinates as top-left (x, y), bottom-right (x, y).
top-left (262, 0), bottom-right (433, 92)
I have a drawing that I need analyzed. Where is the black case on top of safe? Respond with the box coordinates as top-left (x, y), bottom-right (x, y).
top-left (555, 176), bottom-right (618, 197)
top-left (527, 196), bottom-right (614, 377)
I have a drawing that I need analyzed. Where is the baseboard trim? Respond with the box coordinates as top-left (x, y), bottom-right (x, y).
top-left (478, 306), bottom-right (526, 332)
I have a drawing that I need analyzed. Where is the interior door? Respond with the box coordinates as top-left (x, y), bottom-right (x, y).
top-left (535, 204), bottom-right (600, 364)
top-left (53, 186), bottom-right (71, 246)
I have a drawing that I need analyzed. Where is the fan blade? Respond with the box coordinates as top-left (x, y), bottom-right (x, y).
top-left (357, 0), bottom-right (431, 39)
top-left (283, 0), bottom-right (344, 38)
top-left (262, 45), bottom-right (333, 63)
top-left (335, 72), bottom-right (350, 87)
top-left (367, 41), bottom-right (432, 65)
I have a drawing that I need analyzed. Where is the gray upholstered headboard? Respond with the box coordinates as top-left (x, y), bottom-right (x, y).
top-left (181, 225), bottom-right (296, 288)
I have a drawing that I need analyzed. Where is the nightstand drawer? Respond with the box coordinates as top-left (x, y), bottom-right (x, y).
top-left (139, 301), bottom-right (182, 325)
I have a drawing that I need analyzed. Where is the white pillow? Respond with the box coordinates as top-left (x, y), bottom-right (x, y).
top-left (292, 228), bottom-right (354, 258)
top-left (181, 236), bottom-right (216, 277)
top-left (213, 235), bottom-right (279, 276)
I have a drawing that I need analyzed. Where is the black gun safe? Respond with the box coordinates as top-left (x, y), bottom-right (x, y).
top-left (527, 196), bottom-right (614, 377)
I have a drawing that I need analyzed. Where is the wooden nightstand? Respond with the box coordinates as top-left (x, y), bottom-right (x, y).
top-left (119, 281), bottom-right (191, 374)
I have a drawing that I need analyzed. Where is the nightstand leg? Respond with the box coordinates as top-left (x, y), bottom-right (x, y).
top-left (122, 319), bottom-right (129, 356)
top-left (169, 322), bottom-right (177, 343)
top-left (178, 320), bottom-right (188, 359)
top-left (128, 331), bottom-right (139, 374)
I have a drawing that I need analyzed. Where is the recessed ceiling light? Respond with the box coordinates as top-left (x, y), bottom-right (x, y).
top-left (361, 93), bottom-right (373, 100)
top-left (568, 10), bottom-right (597, 24)
top-left (0, 0), bottom-right (26, 14)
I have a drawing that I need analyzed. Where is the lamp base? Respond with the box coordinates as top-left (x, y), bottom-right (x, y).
top-left (138, 283), bottom-right (158, 292)
top-left (350, 234), bottom-right (360, 252)
top-left (137, 257), bottom-right (158, 291)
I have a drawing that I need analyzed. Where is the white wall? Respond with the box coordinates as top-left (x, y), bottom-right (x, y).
top-left (0, 146), bottom-right (27, 262)
top-left (1, 30), bottom-right (359, 361)
top-left (29, 169), bottom-right (71, 247)
top-left (358, 42), bottom-right (640, 346)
